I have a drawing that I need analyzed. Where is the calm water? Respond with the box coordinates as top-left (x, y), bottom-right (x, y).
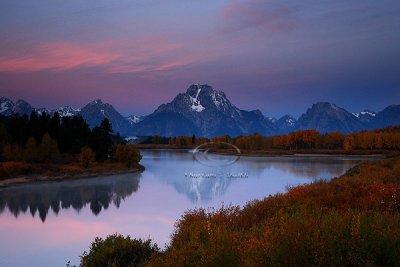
top-left (0, 150), bottom-right (377, 267)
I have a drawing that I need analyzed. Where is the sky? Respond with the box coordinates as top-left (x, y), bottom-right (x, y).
top-left (0, 0), bottom-right (399, 118)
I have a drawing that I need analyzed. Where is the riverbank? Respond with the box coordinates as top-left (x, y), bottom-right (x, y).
top-left (0, 162), bottom-right (144, 188)
top-left (78, 155), bottom-right (400, 266)
top-left (213, 148), bottom-right (395, 157)
top-left (136, 144), bottom-right (396, 157)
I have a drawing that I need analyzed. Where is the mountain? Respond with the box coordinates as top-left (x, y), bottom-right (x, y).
top-left (352, 110), bottom-right (376, 123)
top-left (1, 90), bottom-right (399, 137)
top-left (13, 100), bottom-right (33, 116)
top-left (371, 105), bottom-right (400, 129)
top-left (126, 115), bottom-right (145, 125)
top-left (296, 102), bottom-right (365, 133)
top-left (133, 84), bottom-right (277, 137)
top-left (0, 97), bottom-right (33, 116)
top-left (134, 112), bottom-right (201, 136)
top-left (0, 97), bottom-right (14, 116)
top-left (276, 115), bottom-right (297, 133)
top-left (52, 106), bottom-right (80, 117)
top-left (36, 108), bottom-right (50, 116)
top-left (79, 100), bottom-right (132, 136)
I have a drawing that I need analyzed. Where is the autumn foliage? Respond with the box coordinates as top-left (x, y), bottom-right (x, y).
top-left (152, 126), bottom-right (400, 152)
top-left (79, 156), bottom-right (400, 266)
top-left (143, 157), bottom-right (400, 266)
top-left (234, 127), bottom-right (400, 151)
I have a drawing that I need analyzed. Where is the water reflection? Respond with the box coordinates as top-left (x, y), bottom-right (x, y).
top-left (0, 173), bottom-right (141, 222)
top-left (0, 151), bottom-right (377, 222)
top-left (142, 150), bottom-right (375, 203)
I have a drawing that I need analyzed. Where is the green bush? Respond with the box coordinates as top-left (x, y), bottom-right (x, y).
top-left (80, 234), bottom-right (159, 267)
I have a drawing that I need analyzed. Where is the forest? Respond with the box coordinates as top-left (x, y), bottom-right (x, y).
top-left (146, 126), bottom-right (400, 152)
top-left (0, 112), bottom-right (142, 180)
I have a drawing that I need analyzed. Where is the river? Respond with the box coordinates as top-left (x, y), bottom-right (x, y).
top-left (0, 150), bottom-right (378, 266)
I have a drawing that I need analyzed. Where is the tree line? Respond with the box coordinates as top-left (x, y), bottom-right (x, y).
top-left (0, 112), bottom-right (140, 167)
top-left (147, 126), bottom-right (400, 151)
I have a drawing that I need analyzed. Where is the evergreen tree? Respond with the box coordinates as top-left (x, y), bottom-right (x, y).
top-left (24, 137), bottom-right (39, 162)
top-left (192, 134), bottom-right (196, 145)
top-left (39, 133), bottom-right (59, 162)
top-left (50, 112), bottom-right (61, 140)
top-left (29, 111), bottom-right (40, 142)
top-left (59, 116), bottom-right (90, 154)
top-left (90, 118), bottom-right (114, 162)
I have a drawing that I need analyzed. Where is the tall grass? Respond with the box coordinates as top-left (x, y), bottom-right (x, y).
top-left (80, 157), bottom-right (400, 266)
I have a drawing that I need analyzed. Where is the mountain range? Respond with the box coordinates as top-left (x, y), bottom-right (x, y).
top-left (1, 84), bottom-right (399, 137)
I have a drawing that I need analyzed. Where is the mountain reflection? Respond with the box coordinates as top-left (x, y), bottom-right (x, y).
top-left (143, 150), bottom-right (372, 204)
top-left (0, 173), bottom-right (141, 222)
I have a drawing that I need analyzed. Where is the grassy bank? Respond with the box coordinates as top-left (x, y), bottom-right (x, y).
top-left (79, 156), bottom-right (400, 266)
top-left (0, 161), bottom-right (144, 188)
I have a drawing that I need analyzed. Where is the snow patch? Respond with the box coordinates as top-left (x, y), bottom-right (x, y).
top-left (360, 111), bottom-right (376, 116)
top-left (0, 102), bottom-right (9, 113)
top-left (286, 118), bottom-right (295, 126)
top-left (212, 92), bottom-right (220, 108)
top-left (100, 109), bottom-right (106, 117)
top-left (54, 106), bottom-right (80, 117)
top-left (127, 115), bottom-right (143, 124)
top-left (125, 136), bottom-right (138, 142)
top-left (189, 88), bottom-right (205, 112)
top-left (353, 111), bottom-right (376, 118)
top-left (330, 103), bottom-right (339, 110)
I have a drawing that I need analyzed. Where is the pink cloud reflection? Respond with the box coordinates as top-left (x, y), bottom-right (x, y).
top-left (0, 216), bottom-right (113, 245)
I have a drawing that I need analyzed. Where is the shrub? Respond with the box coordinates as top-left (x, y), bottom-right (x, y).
top-left (39, 133), bottom-right (60, 162)
top-left (80, 234), bottom-right (159, 267)
top-left (24, 137), bottom-right (39, 162)
top-left (80, 157), bottom-right (400, 266)
top-left (114, 144), bottom-right (142, 168)
top-left (80, 146), bottom-right (96, 169)
top-left (0, 162), bottom-right (35, 179)
top-left (2, 143), bottom-right (23, 162)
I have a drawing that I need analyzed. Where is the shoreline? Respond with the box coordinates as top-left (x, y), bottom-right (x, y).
top-left (136, 145), bottom-right (393, 158)
top-left (0, 165), bottom-right (144, 188)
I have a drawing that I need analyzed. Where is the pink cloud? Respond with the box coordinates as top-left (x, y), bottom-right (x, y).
top-left (0, 42), bottom-right (120, 72)
top-left (222, 0), bottom-right (299, 33)
top-left (0, 35), bottom-right (214, 74)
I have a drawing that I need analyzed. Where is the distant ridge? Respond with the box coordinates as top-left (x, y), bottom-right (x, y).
top-left (1, 84), bottom-right (399, 137)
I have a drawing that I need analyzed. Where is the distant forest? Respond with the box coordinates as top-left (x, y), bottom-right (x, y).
top-left (147, 127), bottom-right (400, 151)
top-left (1, 112), bottom-right (399, 165)
top-left (0, 111), bottom-right (122, 163)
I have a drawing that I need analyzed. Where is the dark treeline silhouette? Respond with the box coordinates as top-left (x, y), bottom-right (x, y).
top-left (0, 173), bottom-right (140, 222)
top-left (0, 111), bottom-right (123, 163)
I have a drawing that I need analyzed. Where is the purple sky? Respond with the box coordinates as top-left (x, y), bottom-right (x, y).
top-left (0, 0), bottom-right (399, 118)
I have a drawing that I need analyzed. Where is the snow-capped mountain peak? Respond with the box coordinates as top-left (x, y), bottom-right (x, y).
top-left (352, 110), bottom-right (376, 118)
top-left (126, 115), bottom-right (144, 125)
top-left (52, 106), bottom-right (80, 117)
top-left (134, 84), bottom-right (277, 137)
top-left (189, 87), bottom-right (205, 112)
top-left (0, 97), bottom-right (14, 116)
